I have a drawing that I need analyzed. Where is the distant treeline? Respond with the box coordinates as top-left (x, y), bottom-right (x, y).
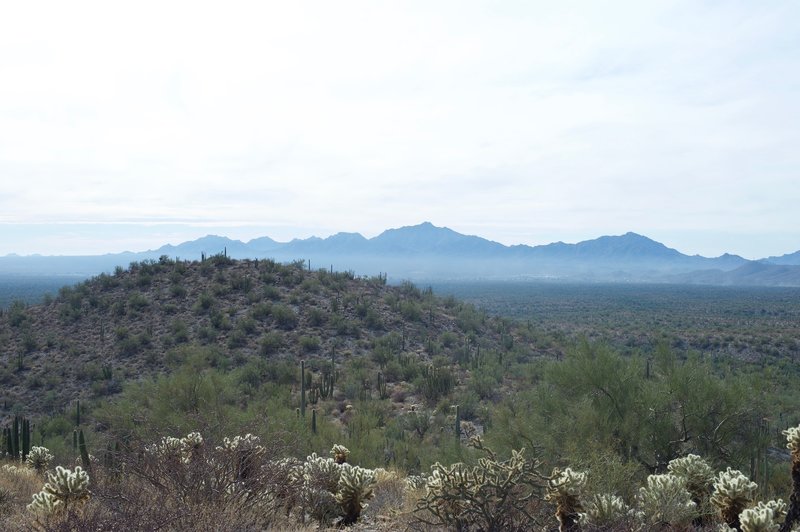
top-left (0, 275), bottom-right (86, 309)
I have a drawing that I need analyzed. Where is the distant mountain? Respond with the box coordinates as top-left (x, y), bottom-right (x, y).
top-left (0, 222), bottom-right (797, 286)
top-left (156, 235), bottom-right (252, 258)
top-left (763, 250), bottom-right (800, 266)
top-left (369, 222), bottom-right (506, 255)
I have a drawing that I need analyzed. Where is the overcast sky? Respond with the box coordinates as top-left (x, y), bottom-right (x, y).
top-left (1, 1), bottom-right (798, 259)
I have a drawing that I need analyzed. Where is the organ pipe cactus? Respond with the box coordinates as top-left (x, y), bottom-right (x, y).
top-left (711, 468), bottom-right (758, 530)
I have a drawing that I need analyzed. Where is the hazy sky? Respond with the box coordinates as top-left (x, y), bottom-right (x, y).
top-left (1, 1), bottom-right (798, 259)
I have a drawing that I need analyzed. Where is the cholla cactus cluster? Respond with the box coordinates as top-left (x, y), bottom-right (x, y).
top-left (546, 467), bottom-right (587, 531)
top-left (636, 473), bottom-right (698, 527)
top-left (216, 433), bottom-right (263, 453)
top-left (417, 439), bottom-right (543, 531)
top-left (27, 466), bottom-right (90, 515)
top-left (216, 433), bottom-right (266, 481)
top-left (336, 463), bottom-right (376, 525)
top-left (738, 500), bottom-right (785, 532)
top-left (669, 454), bottom-right (715, 501)
top-left (711, 468), bottom-right (758, 529)
top-left (291, 445), bottom-right (376, 525)
top-left (25, 446), bottom-right (54, 473)
top-left (735, 500), bottom-right (788, 532)
top-left (145, 431), bottom-right (204, 463)
top-left (2, 463), bottom-right (37, 479)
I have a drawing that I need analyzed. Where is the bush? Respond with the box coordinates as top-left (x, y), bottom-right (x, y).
top-left (271, 304), bottom-right (298, 330)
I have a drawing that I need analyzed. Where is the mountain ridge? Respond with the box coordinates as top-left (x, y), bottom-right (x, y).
top-left (1, 222), bottom-right (798, 286)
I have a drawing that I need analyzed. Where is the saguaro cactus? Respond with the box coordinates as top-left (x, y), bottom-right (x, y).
top-left (300, 360), bottom-right (306, 418)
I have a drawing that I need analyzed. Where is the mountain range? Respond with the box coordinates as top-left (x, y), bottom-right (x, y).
top-left (2, 222), bottom-right (799, 286)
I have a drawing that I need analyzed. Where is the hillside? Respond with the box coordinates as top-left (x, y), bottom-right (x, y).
top-left (0, 255), bottom-right (542, 421)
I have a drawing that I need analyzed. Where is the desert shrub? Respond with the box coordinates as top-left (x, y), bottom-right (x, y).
top-left (299, 335), bottom-right (321, 353)
top-left (271, 304), bottom-right (298, 330)
top-left (259, 332), bottom-right (284, 356)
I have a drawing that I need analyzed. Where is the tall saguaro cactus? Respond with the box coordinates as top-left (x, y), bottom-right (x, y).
top-left (300, 360), bottom-right (306, 418)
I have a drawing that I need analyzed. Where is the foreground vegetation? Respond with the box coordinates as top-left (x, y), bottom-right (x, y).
top-left (0, 425), bottom-right (798, 530)
top-left (1, 256), bottom-right (799, 529)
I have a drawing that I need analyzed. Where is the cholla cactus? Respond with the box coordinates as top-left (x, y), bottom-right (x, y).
top-left (216, 434), bottom-right (265, 481)
top-left (405, 475), bottom-right (429, 491)
top-left (740, 505), bottom-right (780, 532)
top-left (146, 432), bottom-right (204, 464)
top-left (636, 473), bottom-right (698, 527)
top-left (546, 467), bottom-right (587, 532)
top-left (295, 452), bottom-right (343, 524)
top-left (27, 466), bottom-right (90, 515)
top-left (759, 499), bottom-right (788, 524)
top-left (785, 426), bottom-right (800, 458)
top-left (711, 468), bottom-right (758, 530)
top-left (336, 463), bottom-right (376, 525)
top-left (579, 493), bottom-right (632, 529)
top-left (782, 424), bottom-right (800, 532)
top-left (216, 433), bottom-right (262, 453)
top-left (669, 454), bottom-right (715, 500)
top-left (736, 500), bottom-right (788, 532)
top-left (27, 491), bottom-right (60, 516)
top-left (416, 440), bottom-right (543, 531)
top-left (3, 463), bottom-right (36, 478)
top-left (331, 444), bottom-right (350, 464)
top-left (183, 431), bottom-right (204, 451)
top-left (26, 446), bottom-right (54, 473)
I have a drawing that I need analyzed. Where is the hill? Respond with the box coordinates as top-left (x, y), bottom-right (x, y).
top-left (0, 255), bottom-right (542, 421)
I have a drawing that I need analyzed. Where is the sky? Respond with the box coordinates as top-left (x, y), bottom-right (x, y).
top-left (1, 1), bottom-right (798, 259)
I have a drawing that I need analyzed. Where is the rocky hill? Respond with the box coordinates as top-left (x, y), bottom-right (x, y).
top-left (0, 254), bottom-right (541, 420)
